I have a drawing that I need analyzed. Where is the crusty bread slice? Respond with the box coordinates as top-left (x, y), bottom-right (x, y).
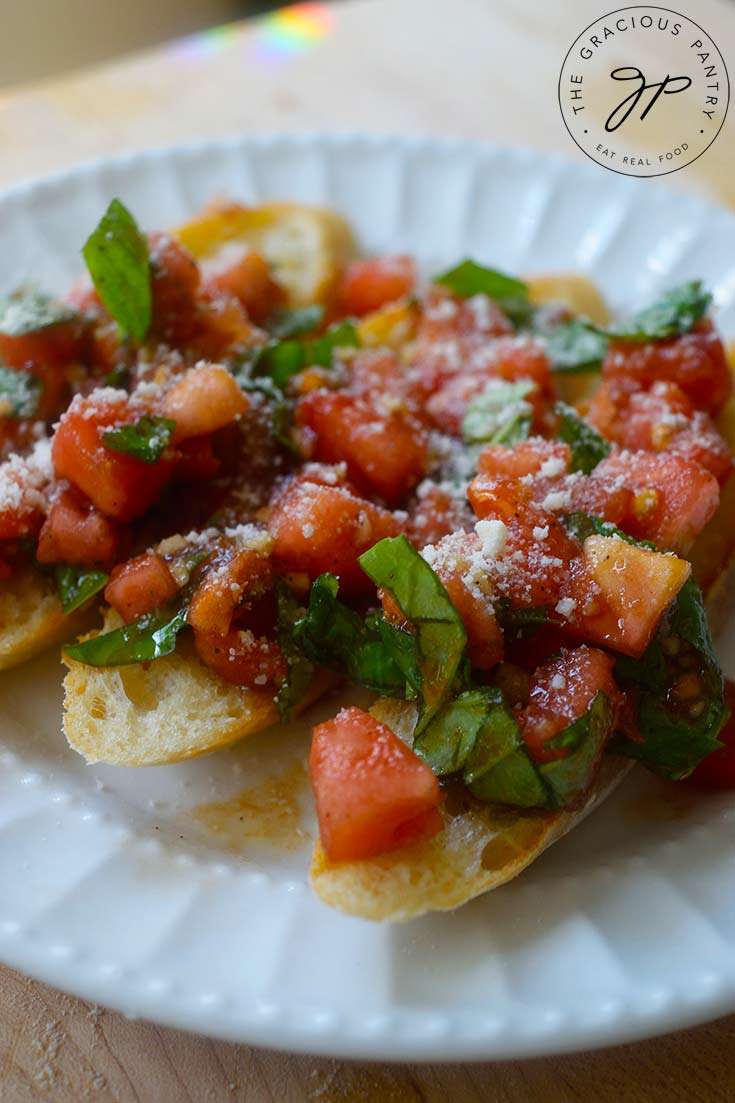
top-left (310, 555), bottom-right (732, 922)
top-left (0, 565), bottom-right (85, 672)
top-left (527, 273), bottom-right (611, 327)
top-left (310, 697), bottom-right (632, 922)
top-left (175, 201), bottom-right (357, 309)
top-left (62, 607), bottom-right (331, 767)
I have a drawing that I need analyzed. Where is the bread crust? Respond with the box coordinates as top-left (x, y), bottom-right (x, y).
top-left (62, 607), bottom-right (331, 767)
top-left (0, 566), bottom-right (86, 672)
top-left (309, 561), bottom-right (733, 921)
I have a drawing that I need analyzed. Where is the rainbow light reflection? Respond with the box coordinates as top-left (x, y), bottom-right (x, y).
top-left (172, 5), bottom-right (334, 66)
top-left (251, 3), bottom-right (334, 64)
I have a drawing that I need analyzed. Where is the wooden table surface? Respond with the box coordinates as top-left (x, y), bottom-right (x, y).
top-left (1, 1), bottom-right (733, 1099)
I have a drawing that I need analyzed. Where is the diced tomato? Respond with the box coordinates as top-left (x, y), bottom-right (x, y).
top-left (190, 295), bottom-right (260, 361)
top-left (337, 256), bottom-right (416, 317)
top-left (269, 477), bottom-right (400, 594)
top-left (348, 349), bottom-right (414, 401)
top-left (424, 337), bottom-right (552, 435)
top-left (174, 435), bottom-right (221, 481)
top-left (37, 487), bottom-right (121, 567)
top-left (563, 535), bottom-right (691, 657)
top-left (478, 439), bottom-right (571, 479)
top-left (587, 381), bottom-right (732, 484)
top-left (309, 706), bottom-right (443, 861)
top-left (296, 389), bottom-right (428, 504)
top-left (52, 396), bottom-right (174, 521)
top-left (467, 476), bottom-right (578, 607)
top-left (417, 286), bottom-right (513, 345)
top-left (521, 646), bottom-right (618, 763)
top-left (559, 473), bottom-right (635, 528)
top-left (426, 535), bottom-right (504, 670)
top-left (602, 321), bottom-right (731, 415)
top-left (0, 319), bottom-right (84, 422)
top-left (148, 232), bottom-right (201, 344)
top-left (104, 553), bottom-right (179, 622)
top-left (162, 364), bottom-right (249, 442)
top-left (202, 250), bottom-right (285, 324)
top-left (188, 544), bottom-right (273, 637)
top-left (687, 681), bottom-right (735, 790)
top-left (406, 482), bottom-right (473, 548)
top-left (0, 470), bottom-right (45, 541)
top-left (193, 627), bottom-right (286, 688)
top-left (595, 450), bottom-right (719, 552)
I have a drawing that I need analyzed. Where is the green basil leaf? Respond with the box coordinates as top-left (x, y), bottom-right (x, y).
top-left (434, 260), bottom-right (532, 326)
top-left (462, 695), bottom-right (550, 808)
top-left (268, 305), bottom-right (325, 339)
top-left (55, 564), bottom-right (108, 615)
top-left (555, 401), bottom-right (611, 474)
top-left (495, 600), bottom-right (562, 637)
top-left (0, 364), bottom-right (43, 419)
top-left (275, 580), bottom-right (315, 722)
top-left (102, 415), bottom-right (175, 464)
top-left (539, 691), bottom-right (613, 806)
top-left (612, 578), bottom-right (727, 779)
top-left (561, 510), bottom-right (656, 550)
top-left (253, 341), bottom-right (305, 389)
top-left (82, 198), bottom-right (152, 341)
top-left (609, 281), bottom-right (711, 342)
top-left (462, 380), bottom-right (535, 446)
top-left (541, 319), bottom-right (609, 373)
top-left (359, 535), bottom-right (467, 733)
top-left (64, 606), bottom-right (187, 667)
top-left (293, 573), bottom-right (416, 697)
top-left (0, 287), bottom-right (78, 337)
top-left (414, 689), bottom-right (495, 776)
top-left (307, 320), bottom-right (360, 367)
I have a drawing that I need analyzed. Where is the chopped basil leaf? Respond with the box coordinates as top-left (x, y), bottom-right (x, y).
top-left (292, 572), bottom-right (416, 696)
top-left (541, 319), bottom-right (609, 373)
top-left (253, 341), bottom-right (305, 389)
top-left (275, 580), bottom-right (315, 722)
top-left (64, 606), bottom-right (187, 666)
top-left (555, 401), bottom-right (611, 474)
top-left (102, 415), bottom-right (175, 464)
top-left (103, 364), bottom-right (130, 390)
top-left (0, 364), bottom-right (42, 419)
top-left (238, 375), bottom-right (300, 455)
top-left (495, 600), bottom-right (561, 637)
top-left (82, 198), bottom-right (152, 342)
top-left (359, 535), bottom-right (467, 733)
top-left (462, 380), bottom-right (534, 446)
top-left (0, 287), bottom-right (77, 337)
top-left (562, 511), bottom-right (656, 551)
top-left (307, 320), bottom-right (360, 367)
top-left (539, 691), bottom-right (613, 806)
top-left (268, 304), bottom-right (325, 339)
top-left (55, 564), bottom-right (108, 615)
top-left (414, 689), bottom-right (494, 776)
top-left (609, 281), bottom-right (711, 342)
top-left (433, 260), bottom-right (532, 326)
top-left (612, 578), bottom-right (727, 779)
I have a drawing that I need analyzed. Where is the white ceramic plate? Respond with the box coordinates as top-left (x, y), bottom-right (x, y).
top-left (0, 135), bottom-right (733, 1061)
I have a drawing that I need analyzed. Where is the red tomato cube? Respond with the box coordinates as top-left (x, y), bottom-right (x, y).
top-left (37, 487), bottom-right (121, 567)
top-left (104, 553), bottom-right (179, 622)
top-left (309, 706), bottom-right (443, 861)
top-left (52, 396), bottom-right (174, 521)
top-left (338, 256), bottom-right (416, 317)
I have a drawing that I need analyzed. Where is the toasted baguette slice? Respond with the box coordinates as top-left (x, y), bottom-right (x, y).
top-left (310, 697), bottom-right (632, 922)
top-left (311, 554), bottom-right (733, 923)
top-left (62, 607), bottom-right (331, 767)
top-left (175, 201), bottom-right (357, 308)
top-left (527, 273), bottom-right (611, 327)
top-left (0, 565), bottom-right (86, 671)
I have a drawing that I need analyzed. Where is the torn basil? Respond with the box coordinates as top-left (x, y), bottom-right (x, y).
top-left (555, 401), bottom-right (611, 474)
top-left (102, 415), bottom-right (175, 464)
top-left (56, 565), bottom-right (108, 615)
top-left (82, 198), bottom-right (152, 341)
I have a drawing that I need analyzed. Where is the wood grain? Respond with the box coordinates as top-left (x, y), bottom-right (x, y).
top-left (0, 968), bottom-right (733, 1103)
top-left (0, 0), bottom-right (734, 1098)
